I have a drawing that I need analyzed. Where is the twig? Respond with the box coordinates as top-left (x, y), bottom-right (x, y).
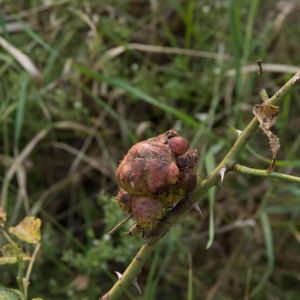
top-left (233, 164), bottom-right (300, 184)
top-left (100, 69), bottom-right (300, 300)
top-left (23, 243), bottom-right (41, 299)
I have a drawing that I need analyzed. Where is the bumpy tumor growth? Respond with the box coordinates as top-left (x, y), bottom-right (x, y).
top-left (115, 129), bottom-right (198, 233)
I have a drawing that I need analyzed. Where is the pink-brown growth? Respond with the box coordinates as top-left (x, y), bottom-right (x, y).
top-left (178, 168), bottom-right (197, 192)
top-left (131, 196), bottom-right (165, 229)
top-left (116, 189), bottom-right (132, 213)
top-left (115, 129), bottom-right (199, 233)
top-left (168, 136), bottom-right (189, 156)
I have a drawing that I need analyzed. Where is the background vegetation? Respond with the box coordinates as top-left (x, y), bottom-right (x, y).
top-left (0, 0), bottom-right (300, 299)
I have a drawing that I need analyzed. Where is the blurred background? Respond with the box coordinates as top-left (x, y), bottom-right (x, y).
top-left (0, 0), bottom-right (300, 299)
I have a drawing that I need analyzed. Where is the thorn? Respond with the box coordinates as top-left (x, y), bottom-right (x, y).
top-left (108, 215), bottom-right (132, 235)
top-left (115, 271), bottom-right (122, 280)
top-left (234, 129), bottom-right (243, 136)
top-left (219, 167), bottom-right (227, 184)
top-left (193, 202), bottom-right (203, 217)
top-left (132, 278), bottom-right (142, 295)
top-left (114, 271), bottom-right (142, 295)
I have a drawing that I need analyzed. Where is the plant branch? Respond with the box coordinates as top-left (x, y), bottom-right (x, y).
top-left (23, 243), bottom-right (41, 299)
top-left (100, 69), bottom-right (300, 300)
top-left (233, 164), bottom-right (300, 184)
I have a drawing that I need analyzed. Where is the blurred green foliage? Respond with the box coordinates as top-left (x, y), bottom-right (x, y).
top-left (0, 0), bottom-right (300, 299)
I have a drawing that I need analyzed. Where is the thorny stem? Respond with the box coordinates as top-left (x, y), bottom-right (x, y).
top-left (101, 70), bottom-right (300, 300)
top-left (233, 164), bottom-right (300, 184)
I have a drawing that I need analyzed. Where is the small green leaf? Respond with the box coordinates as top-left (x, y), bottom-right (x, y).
top-left (0, 287), bottom-right (24, 300)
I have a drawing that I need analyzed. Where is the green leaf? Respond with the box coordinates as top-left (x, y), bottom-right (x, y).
top-left (0, 287), bottom-right (24, 300)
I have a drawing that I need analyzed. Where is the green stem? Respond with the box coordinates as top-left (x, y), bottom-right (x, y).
top-left (101, 243), bottom-right (154, 300)
top-left (101, 69), bottom-right (300, 300)
top-left (23, 243), bottom-right (41, 299)
top-left (233, 164), bottom-right (300, 183)
top-left (17, 258), bottom-right (26, 296)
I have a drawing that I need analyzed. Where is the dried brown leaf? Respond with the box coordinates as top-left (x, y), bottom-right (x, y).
top-left (253, 104), bottom-right (280, 172)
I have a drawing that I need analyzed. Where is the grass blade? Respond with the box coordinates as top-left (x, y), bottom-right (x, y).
top-left (0, 35), bottom-right (42, 82)
top-left (75, 65), bottom-right (201, 129)
top-left (250, 211), bottom-right (274, 297)
top-left (14, 74), bottom-right (30, 152)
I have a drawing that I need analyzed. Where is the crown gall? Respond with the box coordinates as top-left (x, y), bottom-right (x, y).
top-left (115, 129), bottom-right (199, 234)
top-left (168, 136), bottom-right (189, 156)
top-left (131, 196), bottom-right (165, 230)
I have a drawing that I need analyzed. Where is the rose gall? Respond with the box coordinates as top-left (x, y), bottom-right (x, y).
top-left (168, 136), bottom-right (189, 156)
top-left (131, 196), bottom-right (165, 230)
top-left (115, 130), bottom-right (199, 234)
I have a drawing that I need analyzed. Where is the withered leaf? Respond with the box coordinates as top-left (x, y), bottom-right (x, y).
top-left (9, 216), bottom-right (41, 244)
top-left (0, 257), bottom-right (17, 265)
top-left (253, 104), bottom-right (280, 172)
top-left (0, 244), bottom-right (30, 265)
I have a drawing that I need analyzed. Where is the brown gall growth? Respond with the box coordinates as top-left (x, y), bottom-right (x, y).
top-left (116, 189), bottom-right (132, 213)
top-left (176, 149), bottom-right (199, 169)
top-left (116, 133), bottom-right (181, 195)
top-left (178, 168), bottom-right (197, 191)
top-left (115, 129), bottom-right (199, 232)
top-left (131, 196), bottom-right (165, 230)
top-left (168, 136), bottom-right (189, 156)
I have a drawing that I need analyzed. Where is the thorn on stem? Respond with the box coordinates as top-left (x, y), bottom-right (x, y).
top-left (192, 202), bottom-right (203, 217)
top-left (132, 278), bottom-right (142, 295)
top-left (234, 129), bottom-right (243, 136)
top-left (115, 271), bottom-right (122, 280)
top-left (219, 167), bottom-right (227, 184)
